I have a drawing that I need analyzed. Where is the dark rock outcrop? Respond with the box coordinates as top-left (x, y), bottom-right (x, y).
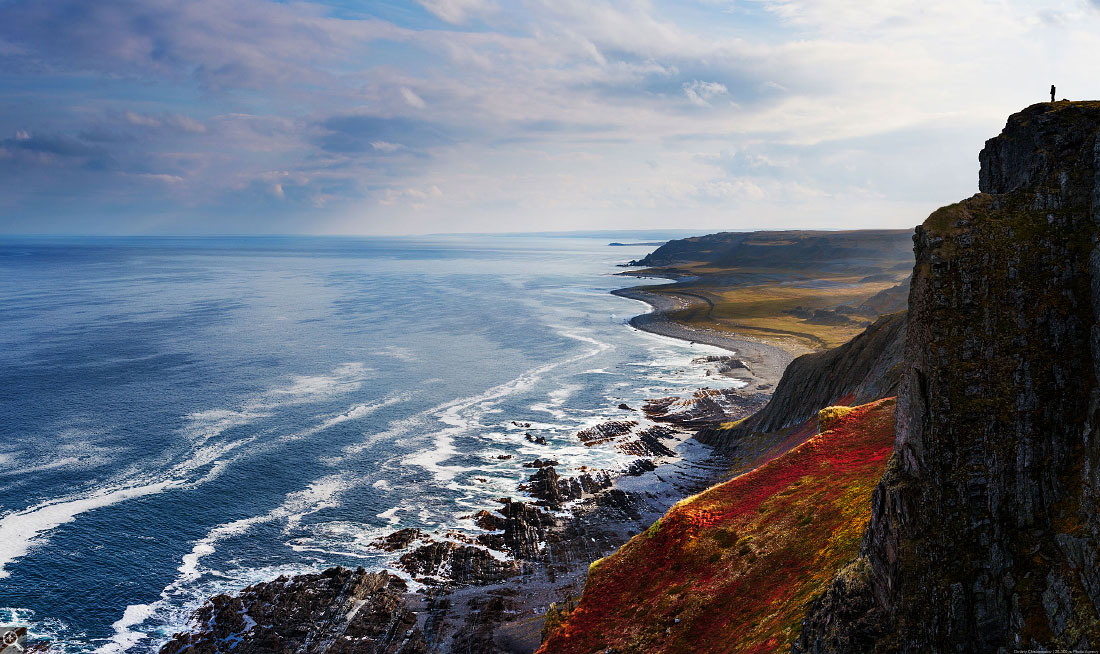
top-left (398, 542), bottom-right (517, 586)
top-left (575, 420), bottom-right (637, 446)
top-left (796, 101), bottom-right (1100, 653)
top-left (644, 387), bottom-right (768, 430)
top-left (617, 429), bottom-right (676, 458)
top-left (159, 567), bottom-right (427, 654)
top-left (370, 528), bottom-right (425, 552)
top-left (698, 311), bottom-right (905, 448)
top-left (475, 499), bottom-right (557, 559)
top-left (522, 466), bottom-right (614, 509)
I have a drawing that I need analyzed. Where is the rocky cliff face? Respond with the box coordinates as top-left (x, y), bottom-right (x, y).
top-left (697, 311), bottom-right (905, 449)
top-left (796, 101), bottom-right (1100, 653)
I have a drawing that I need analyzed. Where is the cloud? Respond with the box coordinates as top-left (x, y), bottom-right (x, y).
top-left (415, 0), bottom-right (494, 24)
top-left (317, 115), bottom-right (453, 153)
top-left (124, 112), bottom-right (206, 133)
top-left (1, 132), bottom-right (99, 158)
top-left (400, 87), bottom-right (427, 109)
top-left (0, 0), bottom-right (394, 90)
top-left (370, 141), bottom-right (405, 152)
top-left (682, 80), bottom-right (729, 106)
top-left (3, 0), bottom-right (1100, 234)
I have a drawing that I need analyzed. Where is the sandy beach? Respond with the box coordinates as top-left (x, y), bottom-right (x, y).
top-left (612, 286), bottom-right (794, 391)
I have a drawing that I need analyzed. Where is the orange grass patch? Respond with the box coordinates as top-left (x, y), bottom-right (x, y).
top-left (538, 397), bottom-right (896, 654)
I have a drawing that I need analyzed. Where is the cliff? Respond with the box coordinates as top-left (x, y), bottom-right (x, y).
top-left (796, 101), bottom-right (1100, 652)
top-left (698, 311), bottom-right (905, 449)
top-left (536, 398), bottom-right (896, 654)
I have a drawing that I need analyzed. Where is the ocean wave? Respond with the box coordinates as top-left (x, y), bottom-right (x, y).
top-left (97, 474), bottom-right (353, 654)
top-left (0, 362), bottom-right (389, 590)
top-left (401, 328), bottom-right (614, 483)
top-left (0, 480), bottom-right (180, 579)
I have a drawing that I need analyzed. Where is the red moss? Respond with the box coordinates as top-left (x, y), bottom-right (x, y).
top-left (538, 398), bottom-right (897, 654)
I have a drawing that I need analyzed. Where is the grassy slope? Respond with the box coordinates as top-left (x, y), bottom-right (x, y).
top-left (538, 398), bottom-right (897, 654)
top-left (649, 269), bottom-right (899, 353)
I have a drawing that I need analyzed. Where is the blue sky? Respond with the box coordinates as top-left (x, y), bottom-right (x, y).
top-left (1, 0), bottom-right (1099, 235)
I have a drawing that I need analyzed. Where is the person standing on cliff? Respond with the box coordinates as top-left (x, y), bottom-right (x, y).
top-left (1051, 84), bottom-right (1056, 102)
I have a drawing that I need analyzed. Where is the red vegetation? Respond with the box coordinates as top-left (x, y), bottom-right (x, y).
top-left (538, 398), bottom-right (896, 654)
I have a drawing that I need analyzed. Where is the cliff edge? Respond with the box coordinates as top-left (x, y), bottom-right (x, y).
top-left (796, 101), bottom-right (1100, 652)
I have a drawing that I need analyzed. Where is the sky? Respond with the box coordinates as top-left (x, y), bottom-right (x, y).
top-left (2, 0), bottom-right (1100, 235)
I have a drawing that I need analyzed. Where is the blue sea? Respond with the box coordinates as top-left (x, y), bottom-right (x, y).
top-left (0, 235), bottom-right (740, 652)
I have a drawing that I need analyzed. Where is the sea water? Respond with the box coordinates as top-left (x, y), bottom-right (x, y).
top-left (0, 235), bottom-right (741, 652)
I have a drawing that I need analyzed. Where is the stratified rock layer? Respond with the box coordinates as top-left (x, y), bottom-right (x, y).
top-left (796, 101), bottom-right (1100, 653)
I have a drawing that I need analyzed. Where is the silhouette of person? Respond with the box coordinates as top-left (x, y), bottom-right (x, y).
top-left (1051, 85), bottom-right (1056, 103)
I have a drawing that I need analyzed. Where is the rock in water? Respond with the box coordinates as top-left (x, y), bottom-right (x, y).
top-left (159, 567), bottom-right (427, 654)
top-left (796, 101), bottom-right (1100, 652)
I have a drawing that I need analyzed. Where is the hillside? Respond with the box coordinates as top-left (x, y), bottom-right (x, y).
top-left (537, 399), bottom-right (896, 654)
top-left (697, 310), bottom-right (905, 450)
top-left (630, 230), bottom-right (912, 271)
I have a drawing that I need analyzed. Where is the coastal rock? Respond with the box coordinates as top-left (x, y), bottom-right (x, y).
top-left (796, 101), bottom-right (1100, 652)
top-left (159, 567), bottom-right (427, 654)
top-left (644, 388), bottom-right (767, 430)
top-left (624, 458), bottom-right (656, 476)
top-left (576, 420), bottom-right (637, 446)
top-left (398, 542), bottom-right (517, 586)
top-left (522, 458), bottom-right (559, 468)
top-left (522, 466), bottom-right (614, 509)
top-left (370, 528), bottom-right (425, 552)
top-left (616, 429), bottom-right (676, 458)
top-left (476, 499), bottom-right (557, 559)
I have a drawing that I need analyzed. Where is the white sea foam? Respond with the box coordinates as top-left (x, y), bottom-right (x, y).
top-left (289, 393), bottom-right (410, 441)
top-left (1, 360), bottom-right (375, 593)
top-left (373, 345), bottom-right (417, 362)
top-left (182, 408), bottom-right (270, 444)
top-left (400, 328), bottom-right (614, 483)
top-left (530, 384), bottom-right (580, 420)
top-left (0, 480), bottom-right (179, 579)
top-left (265, 362), bottom-right (369, 401)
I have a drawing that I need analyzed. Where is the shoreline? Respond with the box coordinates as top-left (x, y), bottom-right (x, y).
top-left (612, 286), bottom-right (793, 391)
top-left (159, 283), bottom-right (793, 654)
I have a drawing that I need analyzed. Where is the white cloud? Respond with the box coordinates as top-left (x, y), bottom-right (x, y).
top-left (6, 0), bottom-right (1100, 234)
top-left (400, 87), bottom-right (427, 109)
top-left (370, 141), bottom-right (405, 152)
top-left (125, 112), bottom-right (162, 127)
top-left (415, 0), bottom-right (494, 24)
top-left (683, 80), bottom-right (729, 106)
top-left (124, 111), bottom-right (206, 133)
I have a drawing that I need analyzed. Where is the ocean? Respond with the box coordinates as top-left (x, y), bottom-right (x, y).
top-left (0, 235), bottom-right (740, 652)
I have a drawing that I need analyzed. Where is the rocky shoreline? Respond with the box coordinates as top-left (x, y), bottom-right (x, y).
top-left (159, 301), bottom-right (777, 653)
